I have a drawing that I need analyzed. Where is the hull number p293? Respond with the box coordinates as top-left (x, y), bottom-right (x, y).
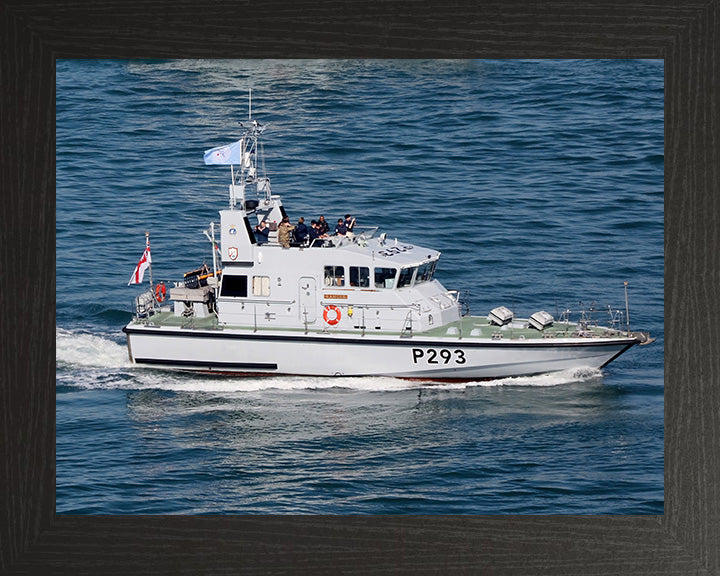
top-left (412, 348), bottom-right (467, 365)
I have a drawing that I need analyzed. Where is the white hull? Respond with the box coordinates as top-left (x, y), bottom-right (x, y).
top-left (124, 325), bottom-right (637, 380)
top-left (123, 113), bottom-right (652, 381)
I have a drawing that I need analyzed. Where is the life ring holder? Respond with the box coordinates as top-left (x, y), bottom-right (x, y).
top-left (155, 283), bottom-right (167, 303)
top-left (323, 305), bottom-right (341, 326)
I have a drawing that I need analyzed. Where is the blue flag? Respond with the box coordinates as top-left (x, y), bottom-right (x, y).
top-left (204, 140), bottom-right (243, 165)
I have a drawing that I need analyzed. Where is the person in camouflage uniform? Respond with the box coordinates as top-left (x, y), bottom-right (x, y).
top-left (278, 216), bottom-right (295, 248)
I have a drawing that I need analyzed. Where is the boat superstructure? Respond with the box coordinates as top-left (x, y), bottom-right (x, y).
top-left (123, 110), bottom-right (653, 380)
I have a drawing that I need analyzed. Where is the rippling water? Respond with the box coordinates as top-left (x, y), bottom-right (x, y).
top-left (56, 59), bottom-right (664, 514)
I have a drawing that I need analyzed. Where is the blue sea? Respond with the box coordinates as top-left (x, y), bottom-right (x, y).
top-left (56, 59), bottom-right (664, 514)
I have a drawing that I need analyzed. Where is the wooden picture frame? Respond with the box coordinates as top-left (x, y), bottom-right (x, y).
top-left (1, 2), bottom-right (717, 573)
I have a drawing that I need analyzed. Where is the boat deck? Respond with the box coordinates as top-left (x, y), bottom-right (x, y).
top-left (132, 309), bottom-right (628, 341)
top-left (420, 316), bottom-right (623, 340)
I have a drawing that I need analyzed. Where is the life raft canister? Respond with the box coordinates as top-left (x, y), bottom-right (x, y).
top-left (155, 283), bottom-right (167, 302)
top-left (323, 305), bottom-right (341, 325)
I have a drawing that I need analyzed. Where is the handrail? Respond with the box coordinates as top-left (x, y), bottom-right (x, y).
top-left (319, 301), bottom-right (421, 311)
top-left (353, 225), bottom-right (379, 239)
top-left (216, 297), bottom-right (296, 305)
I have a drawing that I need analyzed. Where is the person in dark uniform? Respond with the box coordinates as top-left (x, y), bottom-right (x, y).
top-left (344, 213), bottom-right (356, 239)
top-left (309, 220), bottom-right (328, 247)
top-left (308, 220), bottom-right (320, 246)
top-left (295, 217), bottom-right (308, 244)
top-left (254, 220), bottom-right (269, 244)
top-left (334, 218), bottom-right (347, 236)
top-left (317, 215), bottom-right (330, 235)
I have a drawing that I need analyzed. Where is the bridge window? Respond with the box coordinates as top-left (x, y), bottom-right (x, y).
top-left (397, 266), bottom-right (417, 288)
top-left (415, 260), bottom-right (437, 284)
top-left (324, 266), bottom-right (345, 287)
top-left (220, 275), bottom-right (248, 297)
top-left (349, 266), bottom-right (370, 288)
top-left (374, 267), bottom-right (397, 289)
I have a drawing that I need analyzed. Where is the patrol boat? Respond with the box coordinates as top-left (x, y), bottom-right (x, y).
top-left (123, 114), bottom-right (653, 381)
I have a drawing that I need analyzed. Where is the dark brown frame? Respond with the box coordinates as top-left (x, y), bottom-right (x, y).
top-left (2, 2), bottom-right (717, 574)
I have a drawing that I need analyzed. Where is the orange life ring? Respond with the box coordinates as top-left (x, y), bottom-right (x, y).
top-left (323, 305), bottom-right (341, 325)
top-left (155, 283), bottom-right (167, 302)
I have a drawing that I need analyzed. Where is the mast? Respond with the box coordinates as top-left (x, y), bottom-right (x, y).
top-left (211, 90), bottom-right (267, 210)
top-left (237, 93), bottom-right (268, 204)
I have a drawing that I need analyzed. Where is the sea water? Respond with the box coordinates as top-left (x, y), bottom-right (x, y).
top-left (56, 59), bottom-right (664, 514)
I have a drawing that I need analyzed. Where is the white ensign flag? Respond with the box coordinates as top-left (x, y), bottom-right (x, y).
top-left (128, 244), bottom-right (151, 285)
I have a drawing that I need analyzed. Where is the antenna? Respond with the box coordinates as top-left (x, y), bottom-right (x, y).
top-left (624, 281), bottom-right (630, 336)
top-left (249, 88), bottom-right (252, 119)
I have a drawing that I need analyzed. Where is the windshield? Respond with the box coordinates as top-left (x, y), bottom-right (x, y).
top-left (397, 266), bottom-right (416, 288)
top-left (415, 260), bottom-right (437, 284)
top-left (374, 267), bottom-right (397, 289)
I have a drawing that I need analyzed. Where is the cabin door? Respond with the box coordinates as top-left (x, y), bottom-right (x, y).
top-left (299, 277), bottom-right (317, 324)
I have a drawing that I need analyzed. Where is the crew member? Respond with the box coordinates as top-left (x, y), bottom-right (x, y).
top-left (317, 215), bottom-right (330, 235)
top-left (278, 216), bottom-right (295, 248)
top-left (334, 218), bottom-right (347, 236)
top-left (295, 217), bottom-right (308, 244)
top-left (309, 220), bottom-right (328, 247)
top-left (254, 220), bottom-right (269, 244)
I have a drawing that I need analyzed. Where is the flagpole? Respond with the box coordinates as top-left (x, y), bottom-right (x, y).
top-left (210, 222), bottom-right (218, 280)
top-left (146, 232), bottom-right (154, 292)
top-left (230, 163), bottom-right (237, 208)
